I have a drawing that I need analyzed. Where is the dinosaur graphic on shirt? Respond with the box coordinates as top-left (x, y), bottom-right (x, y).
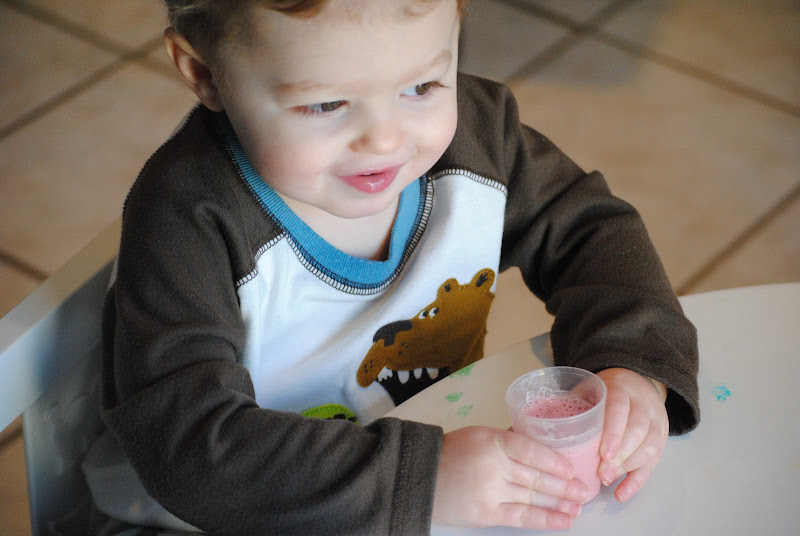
top-left (357, 268), bottom-right (495, 405)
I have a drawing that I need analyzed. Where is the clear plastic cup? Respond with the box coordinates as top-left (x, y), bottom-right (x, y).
top-left (505, 366), bottom-right (607, 503)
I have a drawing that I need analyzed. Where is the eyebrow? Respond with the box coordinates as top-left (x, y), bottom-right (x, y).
top-left (275, 50), bottom-right (453, 98)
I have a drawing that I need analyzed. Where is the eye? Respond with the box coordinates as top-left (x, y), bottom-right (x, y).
top-left (402, 81), bottom-right (442, 97)
top-left (418, 307), bottom-right (439, 320)
top-left (296, 100), bottom-right (347, 116)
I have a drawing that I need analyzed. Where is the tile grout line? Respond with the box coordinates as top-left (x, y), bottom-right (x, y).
top-left (0, 37), bottom-right (164, 143)
top-left (593, 30), bottom-right (800, 120)
top-left (497, 0), bottom-right (800, 119)
top-left (492, 0), bottom-right (585, 31)
top-left (2, 0), bottom-right (134, 56)
top-left (1, 0), bottom-right (181, 85)
top-left (0, 59), bottom-right (125, 142)
top-left (3, 0), bottom-right (177, 82)
top-left (1, 0), bottom-right (168, 141)
top-left (136, 55), bottom-right (181, 80)
top-left (500, 0), bottom-right (644, 85)
top-left (0, 248), bottom-right (49, 282)
top-left (676, 181), bottom-right (800, 296)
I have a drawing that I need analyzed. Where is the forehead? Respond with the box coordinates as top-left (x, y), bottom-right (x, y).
top-left (322, 0), bottom-right (448, 19)
top-left (228, 0), bottom-right (459, 92)
top-left (242, 0), bottom-right (458, 46)
top-left (265, 0), bottom-right (451, 20)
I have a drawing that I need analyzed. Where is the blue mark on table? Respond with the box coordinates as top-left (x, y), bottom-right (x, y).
top-left (712, 384), bottom-right (732, 402)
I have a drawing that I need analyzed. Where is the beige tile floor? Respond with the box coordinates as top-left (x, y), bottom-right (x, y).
top-left (0, 0), bottom-right (798, 534)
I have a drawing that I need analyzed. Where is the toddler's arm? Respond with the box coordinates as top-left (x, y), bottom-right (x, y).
top-left (447, 76), bottom-right (700, 434)
top-left (102, 128), bottom-right (445, 535)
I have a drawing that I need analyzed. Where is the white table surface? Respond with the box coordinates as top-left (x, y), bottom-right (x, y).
top-left (387, 283), bottom-right (800, 534)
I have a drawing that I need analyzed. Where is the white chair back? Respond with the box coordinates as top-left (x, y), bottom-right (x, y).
top-left (0, 219), bottom-right (120, 535)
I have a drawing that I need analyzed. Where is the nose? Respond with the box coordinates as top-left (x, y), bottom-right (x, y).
top-left (349, 106), bottom-right (404, 155)
top-left (372, 320), bottom-right (413, 347)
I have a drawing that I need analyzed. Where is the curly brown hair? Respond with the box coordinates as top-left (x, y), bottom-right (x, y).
top-left (164, 0), bottom-right (467, 64)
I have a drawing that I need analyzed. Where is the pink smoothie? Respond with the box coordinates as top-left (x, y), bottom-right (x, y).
top-left (523, 393), bottom-right (602, 503)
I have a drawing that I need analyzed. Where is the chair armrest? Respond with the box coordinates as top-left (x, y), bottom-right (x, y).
top-left (0, 218), bottom-right (120, 431)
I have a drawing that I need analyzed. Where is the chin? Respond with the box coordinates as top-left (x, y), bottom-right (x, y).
top-left (334, 199), bottom-right (396, 220)
top-left (340, 182), bottom-right (411, 220)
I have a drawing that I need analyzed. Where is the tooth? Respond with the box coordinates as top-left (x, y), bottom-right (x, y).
top-left (413, 368), bottom-right (424, 379)
top-left (426, 367), bottom-right (439, 380)
top-left (397, 370), bottom-right (410, 384)
top-left (378, 367), bottom-right (393, 381)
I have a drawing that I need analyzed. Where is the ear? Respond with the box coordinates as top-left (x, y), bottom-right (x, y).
top-left (164, 27), bottom-right (225, 112)
top-left (471, 268), bottom-right (494, 288)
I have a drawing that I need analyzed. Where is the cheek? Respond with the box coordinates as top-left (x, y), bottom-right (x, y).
top-left (417, 98), bottom-right (458, 163)
top-left (247, 130), bottom-right (332, 185)
top-left (436, 103), bottom-right (459, 152)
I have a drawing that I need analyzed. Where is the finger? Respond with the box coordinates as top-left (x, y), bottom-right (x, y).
top-left (599, 408), bottom-right (650, 486)
top-left (614, 463), bottom-right (654, 503)
top-left (600, 414), bottom-right (649, 485)
top-left (616, 395), bottom-right (668, 466)
top-left (505, 461), bottom-right (589, 504)
top-left (506, 483), bottom-right (582, 516)
top-left (493, 503), bottom-right (574, 531)
top-left (614, 412), bottom-right (650, 464)
top-left (570, 377), bottom-right (603, 405)
top-left (617, 428), bottom-right (665, 475)
top-left (501, 431), bottom-right (575, 480)
top-left (599, 388), bottom-right (631, 462)
top-left (602, 414), bottom-right (667, 485)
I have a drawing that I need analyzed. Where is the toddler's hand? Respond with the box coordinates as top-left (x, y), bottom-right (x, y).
top-left (595, 368), bottom-right (668, 502)
top-left (432, 426), bottom-right (588, 530)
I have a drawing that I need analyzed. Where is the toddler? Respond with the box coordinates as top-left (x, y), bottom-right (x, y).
top-left (85, 0), bottom-right (700, 534)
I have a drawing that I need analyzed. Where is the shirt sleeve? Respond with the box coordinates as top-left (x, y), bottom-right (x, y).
top-left (101, 110), bottom-right (442, 536)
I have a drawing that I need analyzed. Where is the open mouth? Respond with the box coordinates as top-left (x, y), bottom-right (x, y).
top-left (376, 365), bottom-right (451, 406)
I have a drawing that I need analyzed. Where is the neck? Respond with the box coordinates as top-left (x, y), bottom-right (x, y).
top-left (286, 198), bottom-right (399, 261)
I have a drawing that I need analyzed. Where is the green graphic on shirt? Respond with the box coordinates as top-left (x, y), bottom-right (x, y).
top-left (302, 403), bottom-right (359, 424)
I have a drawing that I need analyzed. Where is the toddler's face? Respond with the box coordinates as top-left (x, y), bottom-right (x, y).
top-left (213, 0), bottom-right (460, 221)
